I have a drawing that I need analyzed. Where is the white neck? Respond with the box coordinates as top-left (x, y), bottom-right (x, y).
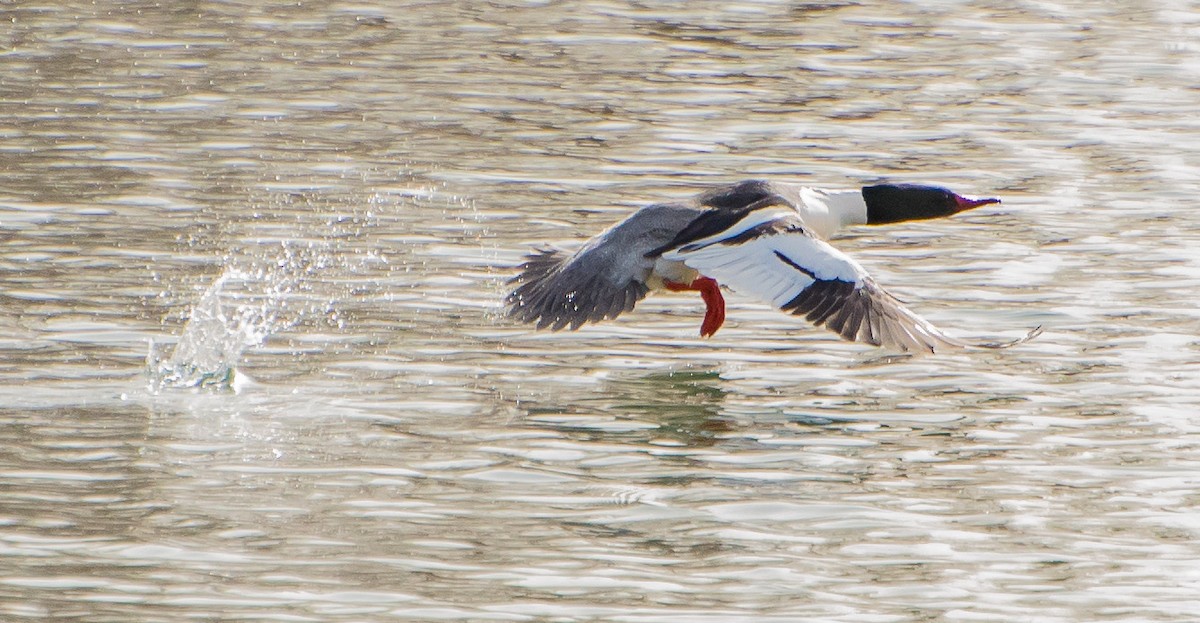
top-left (797, 187), bottom-right (868, 239)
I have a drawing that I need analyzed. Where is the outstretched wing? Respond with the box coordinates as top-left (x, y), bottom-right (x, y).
top-left (507, 204), bottom-right (702, 331)
top-left (662, 212), bottom-right (1038, 353)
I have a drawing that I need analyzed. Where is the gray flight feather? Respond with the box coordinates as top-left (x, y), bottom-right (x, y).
top-left (506, 203), bottom-right (703, 331)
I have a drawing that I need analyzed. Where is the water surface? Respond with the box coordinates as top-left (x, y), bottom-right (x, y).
top-left (3, 1), bottom-right (1200, 621)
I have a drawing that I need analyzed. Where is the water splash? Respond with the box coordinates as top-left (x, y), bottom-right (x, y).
top-left (148, 238), bottom-right (340, 393)
top-left (145, 186), bottom-right (477, 393)
top-left (148, 272), bottom-right (240, 391)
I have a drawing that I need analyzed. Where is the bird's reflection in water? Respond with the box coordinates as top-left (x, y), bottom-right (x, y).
top-left (522, 368), bottom-right (734, 447)
top-left (606, 369), bottom-right (734, 446)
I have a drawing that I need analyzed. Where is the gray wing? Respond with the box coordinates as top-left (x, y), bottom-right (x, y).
top-left (506, 204), bottom-right (703, 331)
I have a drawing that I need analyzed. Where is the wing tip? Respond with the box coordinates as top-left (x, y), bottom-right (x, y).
top-left (967, 324), bottom-right (1044, 350)
top-left (895, 324), bottom-right (1045, 355)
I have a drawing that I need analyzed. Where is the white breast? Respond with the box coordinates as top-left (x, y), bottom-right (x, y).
top-left (647, 257), bottom-right (699, 290)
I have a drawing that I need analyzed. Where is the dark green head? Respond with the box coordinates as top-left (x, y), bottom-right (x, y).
top-left (863, 183), bottom-right (1000, 225)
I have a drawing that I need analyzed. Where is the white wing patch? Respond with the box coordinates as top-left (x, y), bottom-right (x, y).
top-left (662, 216), bottom-right (868, 307)
top-left (660, 214), bottom-right (975, 353)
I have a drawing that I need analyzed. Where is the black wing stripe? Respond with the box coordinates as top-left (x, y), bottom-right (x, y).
top-left (773, 250), bottom-right (817, 280)
top-left (647, 195), bottom-right (794, 258)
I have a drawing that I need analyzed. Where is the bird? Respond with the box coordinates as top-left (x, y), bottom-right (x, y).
top-left (505, 179), bottom-right (1041, 353)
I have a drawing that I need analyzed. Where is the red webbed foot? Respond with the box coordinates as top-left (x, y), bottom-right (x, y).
top-left (664, 276), bottom-right (726, 337)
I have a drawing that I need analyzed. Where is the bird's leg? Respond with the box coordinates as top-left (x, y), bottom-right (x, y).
top-left (694, 277), bottom-right (726, 337)
top-left (664, 276), bottom-right (726, 337)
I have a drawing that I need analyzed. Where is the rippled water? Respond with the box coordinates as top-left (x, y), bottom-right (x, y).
top-left (3, 1), bottom-right (1200, 621)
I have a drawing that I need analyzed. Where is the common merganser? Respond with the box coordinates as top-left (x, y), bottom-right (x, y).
top-left (506, 180), bottom-right (1041, 353)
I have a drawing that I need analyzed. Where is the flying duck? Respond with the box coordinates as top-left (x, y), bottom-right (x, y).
top-left (505, 180), bottom-right (1040, 353)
